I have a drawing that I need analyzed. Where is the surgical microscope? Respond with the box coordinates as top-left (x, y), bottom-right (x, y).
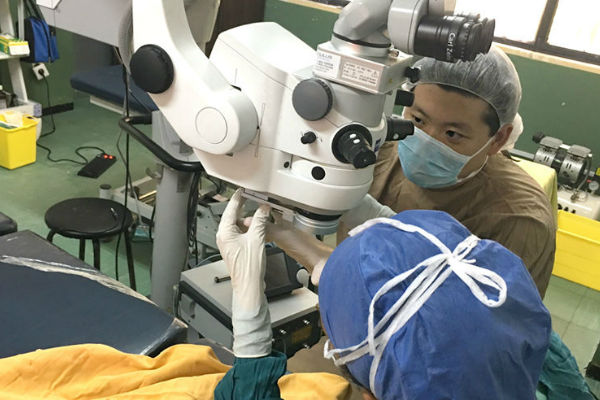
top-left (38, 0), bottom-right (494, 354)
top-left (128, 0), bottom-right (494, 232)
top-left (129, 0), bottom-right (493, 308)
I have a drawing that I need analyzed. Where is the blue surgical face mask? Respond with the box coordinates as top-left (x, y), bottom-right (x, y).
top-left (397, 127), bottom-right (494, 189)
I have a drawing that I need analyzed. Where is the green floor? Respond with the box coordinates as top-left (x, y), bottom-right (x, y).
top-left (1, 95), bottom-right (599, 387)
top-left (0, 93), bottom-right (156, 294)
top-left (544, 276), bottom-right (600, 375)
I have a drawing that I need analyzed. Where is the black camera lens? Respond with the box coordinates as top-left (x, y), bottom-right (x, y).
top-left (414, 15), bottom-right (495, 62)
top-left (480, 18), bottom-right (495, 53)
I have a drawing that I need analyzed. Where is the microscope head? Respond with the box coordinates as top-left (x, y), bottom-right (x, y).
top-left (130, 0), bottom-right (494, 235)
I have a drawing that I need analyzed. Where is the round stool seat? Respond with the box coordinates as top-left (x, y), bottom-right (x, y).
top-left (44, 198), bottom-right (137, 290)
top-left (45, 198), bottom-right (133, 239)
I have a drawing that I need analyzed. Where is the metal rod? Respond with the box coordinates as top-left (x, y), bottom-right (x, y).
top-left (119, 116), bottom-right (205, 173)
top-left (214, 275), bottom-right (231, 284)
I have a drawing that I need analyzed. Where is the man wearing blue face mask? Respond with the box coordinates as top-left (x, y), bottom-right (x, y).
top-left (339, 46), bottom-right (556, 298)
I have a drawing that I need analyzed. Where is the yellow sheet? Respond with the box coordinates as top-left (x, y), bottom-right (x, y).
top-left (514, 157), bottom-right (558, 219)
top-left (0, 344), bottom-right (351, 400)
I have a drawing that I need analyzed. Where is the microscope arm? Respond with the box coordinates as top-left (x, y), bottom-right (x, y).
top-left (333, 0), bottom-right (454, 52)
top-left (333, 0), bottom-right (393, 44)
top-left (130, 0), bottom-right (258, 155)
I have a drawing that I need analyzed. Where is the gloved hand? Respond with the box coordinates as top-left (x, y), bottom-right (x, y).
top-left (340, 194), bottom-right (395, 230)
top-left (266, 218), bottom-right (333, 286)
top-left (337, 194), bottom-right (395, 243)
top-left (216, 189), bottom-right (272, 358)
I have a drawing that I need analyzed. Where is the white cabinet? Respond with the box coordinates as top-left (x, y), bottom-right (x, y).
top-left (0, 0), bottom-right (42, 137)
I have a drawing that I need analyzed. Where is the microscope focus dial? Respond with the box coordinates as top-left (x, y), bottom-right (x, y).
top-left (292, 78), bottom-right (333, 121)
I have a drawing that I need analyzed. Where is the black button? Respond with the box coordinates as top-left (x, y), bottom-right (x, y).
top-left (404, 67), bottom-right (420, 83)
top-left (311, 167), bottom-right (326, 180)
top-left (301, 131), bottom-right (317, 144)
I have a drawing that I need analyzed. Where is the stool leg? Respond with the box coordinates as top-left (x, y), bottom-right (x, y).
top-left (47, 230), bottom-right (56, 242)
top-left (124, 233), bottom-right (136, 291)
top-left (92, 239), bottom-right (101, 270)
top-left (79, 240), bottom-right (86, 261)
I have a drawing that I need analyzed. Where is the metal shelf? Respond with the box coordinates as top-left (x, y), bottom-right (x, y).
top-left (0, 0), bottom-right (29, 103)
top-left (0, 0), bottom-right (42, 138)
top-left (0, 52), bottom-right (28, 61)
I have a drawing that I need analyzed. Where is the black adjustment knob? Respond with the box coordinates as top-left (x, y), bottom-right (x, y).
top-left (292, 79), bottom-right (333, 121)
top-left (301, 131), bottom-right (317, 144)
top-left (332, 124), bottom-right (376, 169)
top-left (386, 115), bottom-right (414, 141)
top-left (532, 132), bottom-right (546, 144)
top-left (130, 45), bottom-right (174, 94)
top-left (395, 90), bottom-right (415, 107)
top-left (404, 67), bottom-right (420, 83)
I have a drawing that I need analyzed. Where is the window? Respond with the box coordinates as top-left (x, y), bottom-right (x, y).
top-left (548, 0), bottom-right (600, 56)
top-left (455, 0), bottom-right (547, 43)
top-left (452, 0), bottom-right (600, 64)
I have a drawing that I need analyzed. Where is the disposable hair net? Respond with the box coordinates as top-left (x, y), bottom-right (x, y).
top-left (319, 210), bottom-right (551, 400)
top-left (406, 46), bottom-right (523, 150)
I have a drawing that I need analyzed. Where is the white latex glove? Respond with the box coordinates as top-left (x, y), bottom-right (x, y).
top-left (216, 189), bottom-right (272, 358)
top-left (339, 194), bottom-right (396, 231)
top-left (245, 195), bottom-right (394, 286)
top-left (265, 218), bottom-right (333, 286)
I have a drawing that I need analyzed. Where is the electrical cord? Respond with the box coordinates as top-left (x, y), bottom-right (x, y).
top-left (37, 144), bottom-right (108, 165)
top-left (35, 76), bottom-right (108, 165)
top-left (149, 203), bottom-right (156, 241)
top-left (115, 128), bottom-right (142, 220)
top-left (36, 142), bottom-right (86, 165)
top-left (196, 253), bottom-right (222, 267)
top-left (113, 48), bottom-right (144, 221)
top-left (113, 47), bottom-right (154, 115)
top-left (39, 76), bottom-right (56, 138)
top-left (113, 64), bottom-right (133, 286)
top-left (205, 173), bottom-right (225, 194)
top-left (187, 171), bottom-right (201, 267)
top-left (75, 145), bottom-right (106, 159)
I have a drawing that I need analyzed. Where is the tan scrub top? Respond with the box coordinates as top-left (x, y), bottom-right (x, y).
top-left (361, 141), bottom-right (556, 298)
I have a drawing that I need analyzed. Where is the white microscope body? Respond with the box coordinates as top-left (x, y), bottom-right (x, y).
top-left (204, 23), bottom-right (388, 227)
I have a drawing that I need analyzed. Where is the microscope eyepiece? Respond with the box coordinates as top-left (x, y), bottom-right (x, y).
top-left (331, 124), bottom-right (376, 169)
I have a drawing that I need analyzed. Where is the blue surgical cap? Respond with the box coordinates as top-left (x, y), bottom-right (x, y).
top-left (319, 210), bottom-right (551, 400)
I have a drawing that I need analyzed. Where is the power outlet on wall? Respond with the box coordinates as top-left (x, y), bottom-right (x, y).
top-left (32, 63), bottom-right (50, 80)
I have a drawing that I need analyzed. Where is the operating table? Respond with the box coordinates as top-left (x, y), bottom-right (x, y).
top-left (0, 230), bottom-right (187, 358)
